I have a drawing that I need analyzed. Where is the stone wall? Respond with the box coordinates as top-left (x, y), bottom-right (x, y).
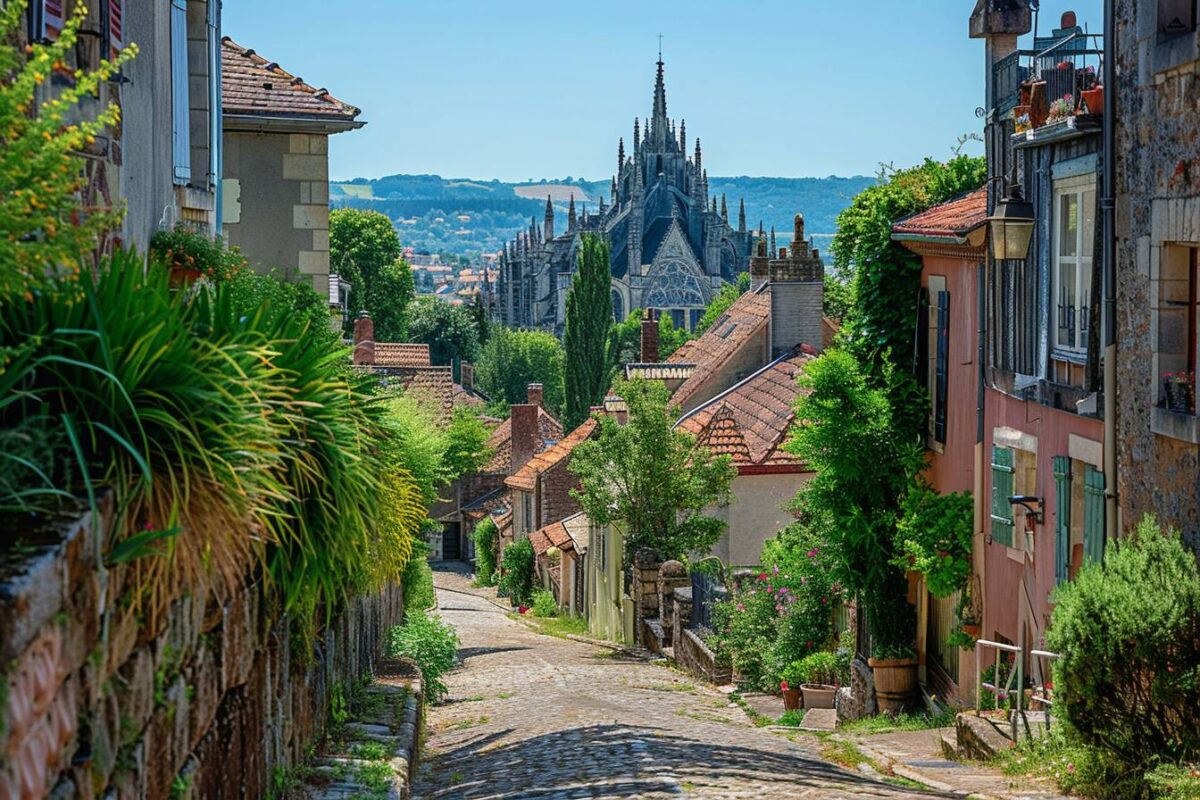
top-left (1113, 0), bottom-right (1200, 545)
top-left (0, 500), bottom-right (404, 799)
top-left (630, 549), bottom-right (662, 645)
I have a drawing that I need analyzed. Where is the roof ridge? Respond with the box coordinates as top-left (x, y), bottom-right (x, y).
top-left (675, 344), bottom-right (808, 426)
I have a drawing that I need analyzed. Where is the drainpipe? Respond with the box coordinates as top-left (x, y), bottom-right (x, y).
top-left (1102, 0), bottom-right (1118, 540)
top-left (976, 258), bottom-right (988, 643)
top-left (208, 0), bottom-right (222, 228)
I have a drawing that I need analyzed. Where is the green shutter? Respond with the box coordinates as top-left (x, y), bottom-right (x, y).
top-left (1053, 456), bottom-right (1072, 584)
top-left (1083, 466), bottom-right (1106, 564)
top-left (990, 446), bottom-right (1015, 547)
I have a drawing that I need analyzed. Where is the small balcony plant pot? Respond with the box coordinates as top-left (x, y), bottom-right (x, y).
top-left (783, 686), bottom-right (802, 712)
top-left (961, 623), bottom-right (981, 638)
top-left (1028, 81), bottom-right (1049, 128)
top-left (801, 683), bottom-right (837, 709)
top-left (1081, 86), bottom-right (1104, 115)
top-left (868, 657), bottom-right (918, 713)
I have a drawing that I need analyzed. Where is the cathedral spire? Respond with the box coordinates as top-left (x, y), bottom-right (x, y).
top-left (633, 118), bottom-right (640, 151)
top-left (679, 119), bottom-right (686, 152)
top-left (710, 196), bottom-right (717, 214)
top-left (651, 55), bottom-right (668, 146)
top-left (770, 226), bottom-right (777, 257)
top-left (618, 137), bottom-right (625, 171)
top-left (567, 194), bottom-right (577, 231)
top-left (720, 194), bottom-right (728, 223)
top-left (694, 138), bottom-right (702, 171)
top-left (738, 198), bottom-right (746, 233)
top-left (544, 195), bottom-right (554, 241)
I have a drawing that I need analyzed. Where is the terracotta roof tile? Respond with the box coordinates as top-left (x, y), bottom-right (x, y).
top-left (505, 418), bottom-right (598, 492)
top-left (667, 290), bottom-right (771, 411)
top-left (394, 367), bottom-right (455, 420)
top-left (529, 518), bottom-right (575, 556)
top-left (892, 188), bottom-right (988, 240)
top-left (676, 348), bottom-right (814, 467)
top-left (481, 408), bottom-right (564, 474)
top-left (221, 37), bottom-right (361, 122)
top-left (375, 343), bottom-right (430, 368)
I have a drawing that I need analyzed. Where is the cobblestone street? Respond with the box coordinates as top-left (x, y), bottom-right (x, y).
top-left (412, 564), bottom-right (950, 800)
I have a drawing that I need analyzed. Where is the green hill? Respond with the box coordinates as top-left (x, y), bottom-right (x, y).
top-left (331, 173), bottom-right (874, 258)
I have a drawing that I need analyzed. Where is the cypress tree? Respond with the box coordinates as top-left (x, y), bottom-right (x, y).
top-left (563, 234), bottom-right (614, 430)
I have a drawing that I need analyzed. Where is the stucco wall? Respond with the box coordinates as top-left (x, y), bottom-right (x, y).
top-left (708, 472), bottom-right (809, 567)
top-left (1113, 0), bottom-right (1200, 545)
top-left (223, 131), bottom-right (331, 296)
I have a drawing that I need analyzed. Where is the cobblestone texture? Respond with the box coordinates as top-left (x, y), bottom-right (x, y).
top-left (413, 564), bottom-right (946, 799)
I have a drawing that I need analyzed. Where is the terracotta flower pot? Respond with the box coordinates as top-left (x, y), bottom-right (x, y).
top-left (801, 684), bottom-right (837, 709)
top-left (961, 623), bottom-right (981, 638)
top-left (1081, 86), bottom-right (1104, 115)
top-left (783, 687), bottom-right (802, 711)
top-left (868, 657), bottom-right (918, 713)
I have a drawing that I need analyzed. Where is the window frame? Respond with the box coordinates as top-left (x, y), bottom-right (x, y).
top-left (170, 0), bottom-right (191, 186)
top-left (1052, 174), bottom-right (1097, 355)
top-left (990, 445), bottom-right (1015, 548)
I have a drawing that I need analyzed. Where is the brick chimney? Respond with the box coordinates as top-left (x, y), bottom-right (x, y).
top-left (352, 311), bottom-right (375, 366)
top-left (461, 362), bottom-right (475, 391)
top-left (767, 213), bottom-right (825, 358)
top-left (510, 404), bottom-right (539, 472)
top-left (526, 383), bottom-right (543, 408)
top-left (640, 309), bottom-right (659, 363)
top-left (749, 237), bottom-right (770, 292)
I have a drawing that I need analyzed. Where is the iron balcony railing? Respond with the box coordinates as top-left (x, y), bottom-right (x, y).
top-left (993, 32), bottom-right (1105, 114)
top-left (975, 639), bottom-right (1062, 741)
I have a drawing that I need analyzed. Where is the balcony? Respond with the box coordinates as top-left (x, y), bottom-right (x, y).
top-left (994, 31), bottom-right (1104, 138)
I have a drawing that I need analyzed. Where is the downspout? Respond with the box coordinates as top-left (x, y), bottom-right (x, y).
top-left (1102, 0), bottom-right (1118, 540)
top-left (208, 0), bottom-right (222, 227)
top-left (976, 257), bottom-right (987, 639)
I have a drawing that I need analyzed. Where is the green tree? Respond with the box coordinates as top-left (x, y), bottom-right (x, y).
top-left (330, 208), bottom-right (414, 340)
top-left (784, 349), bottom-right (925, 657)
top-left (657, 313), bottom-right (691, 360)
top-left (569, 377), bottom-right (736, 565)
top-left (476, 328), bottom-right (566, 418)
top-left (0, 0), bottom-right (136, 302)
top-left (407, 296), bottom-right (481, 367)
top-left (442, 408), bottom-right (492, 480)
top-left (564, 234), bottom-right (615, 430)
top-left (471, 293), bottom-right (491, 346)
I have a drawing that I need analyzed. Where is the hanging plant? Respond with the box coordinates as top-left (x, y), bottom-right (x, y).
top-left (891, 480), bottom-right (973, 598)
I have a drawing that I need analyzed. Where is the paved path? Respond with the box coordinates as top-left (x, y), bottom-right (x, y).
top-left (412, 563), bottom-right (950, 800)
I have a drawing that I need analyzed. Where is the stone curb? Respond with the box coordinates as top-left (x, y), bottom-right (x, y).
top-left (837, 736), bottom-right (976, 797)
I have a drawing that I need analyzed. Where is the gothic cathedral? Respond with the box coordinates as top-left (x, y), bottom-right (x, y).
top-left (495, 57), bottom-right (754, 333)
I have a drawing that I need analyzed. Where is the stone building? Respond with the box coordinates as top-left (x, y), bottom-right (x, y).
top-left (495, 57), bottom-right (755, 333)
top-left (221, 37), bottom-right (364, 297)
top-left (1112, 0), bottom-right (1199, 544)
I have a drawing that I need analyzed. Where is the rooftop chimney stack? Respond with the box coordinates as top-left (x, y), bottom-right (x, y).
top-left (640, 309), bottom-right (660, 363)
top-left (526, 383), bottom-right (544, 408)
top-left (766, 213), bottom-right (825, 358)
top-left (461, 362), bottom-right (475, 391)
top-left (510, 404), bottom-right (539, 472)
top-left (352, 311), bottom-right (375, 366)
top-left (750, 237), bottom-right (770, 292)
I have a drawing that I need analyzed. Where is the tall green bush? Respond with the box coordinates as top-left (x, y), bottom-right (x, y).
top-left (386, 613), bottom-right (459, 703)
top-left (472, 518), bottom-right (499, 585)
top-left (476, 327), bottom-right (565, 418)
top-left (563, 234), bottom-right (614, 430)
top-left (498, 537), bottom-right (535, 607)
top-left (1046, 515), bottom-right (1200, 777)
top-left (402, 539), bottom-right (436, 620)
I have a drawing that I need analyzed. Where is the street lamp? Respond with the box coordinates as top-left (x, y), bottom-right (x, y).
top-left (988, 172), bottom-right (1036, 261)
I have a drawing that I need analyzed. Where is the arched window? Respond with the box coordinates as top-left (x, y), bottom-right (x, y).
top-left (644, 259), bottom-right (708, 309)
top-left (611, 289), bottom-right (624, 322)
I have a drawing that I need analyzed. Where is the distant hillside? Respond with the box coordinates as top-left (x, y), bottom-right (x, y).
top-left (331, 173), bottom-right (874, 259)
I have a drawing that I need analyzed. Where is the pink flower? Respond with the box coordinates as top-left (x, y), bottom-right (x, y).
top-left (780, 680), bottom-right (789, 691)
top-left (736, 603), bottom-right (746, 612)
top-left (772, 565), bottom-right (779, 575)
top-left (807, 548), bottom-right (818, 558)
top-left (758, 572), bottom-right (768, 581)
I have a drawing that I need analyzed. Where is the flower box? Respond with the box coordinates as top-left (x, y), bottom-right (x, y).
top-left (801, 683), bottom-right (837, 709)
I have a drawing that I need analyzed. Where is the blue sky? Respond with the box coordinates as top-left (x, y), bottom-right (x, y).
top-left (223, 0), bottom-right (1102, 182)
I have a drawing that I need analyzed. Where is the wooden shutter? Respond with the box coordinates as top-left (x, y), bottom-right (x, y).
top-left (934, 291), bottom-right (950, 445)
top-left (1053, 456), bottom-right (1071, 584)
top-left (990, 446), bottom-right (1015, 547)
top-left (102, 0), bottom-right (123, 59)
top-left (1083, 466), bottom-right (1106, 564)
top-left (170, 0), bottom-right (191, 185)
top-left (41, 0), bottom-right (65, 40)
top-left (916, 288), bottom-right (930, 440)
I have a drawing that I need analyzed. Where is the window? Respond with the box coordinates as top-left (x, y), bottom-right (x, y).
top-left (1159, 0), bottom-right (1197, 39)
top-left (101, 0), bottom-right (122, 60)
top-left (990, 446), bottom-right (1015, 547)
top-left (170, 0), bottom-right (191, 186)
top-left (1053, 176), bottom-right (1097, 353)
top-left (919, 282), bottom-right (950, 447)
top-left (29, 0), bottom-right (65, 42)
top-left (1158, 246), bottom-right (1198, 413)
top-left (522, 492), bottom-right (533, 535)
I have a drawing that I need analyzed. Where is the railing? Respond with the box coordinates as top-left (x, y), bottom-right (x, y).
top-left (689, 571), bottom-right (726, 631)
top-left (993, 32), bottom-right (1104, 114)
top-left (975, 639), bottom-right (1062, 741)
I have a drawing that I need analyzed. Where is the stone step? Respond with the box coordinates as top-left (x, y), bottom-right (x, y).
top-left (940, 732), bottom-right (958, 759)
top-left (955, 712), bottom-right (1015, 760)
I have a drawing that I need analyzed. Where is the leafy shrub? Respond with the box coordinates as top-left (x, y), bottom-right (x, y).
top-left (997, 724), bottom-right (1141, 800)
top-left (472, 518), bottom-right (499, 585)
top-left (710, 573), bottom-right (782, 691)
top-left (793, 651), bottom-right (839, 685)
top-left (892, 480), bottom-right (973, 598)
top-left (1146, 763), bottom-right (1200, 800)
top-left (386, 613), bottom-right (459, 703)
top-left (402, 540), bottom-right (436, 620)
top-left (149, 225), bottom-right (248, 282)
top-left (1046, 515), bottom-right (1200, 779)
top-left (531, 589), bottom-right (558, 618)
top-left (498, 537), bottom-right (535, 607)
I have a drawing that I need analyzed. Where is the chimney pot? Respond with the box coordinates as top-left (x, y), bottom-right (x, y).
top-left (778, 247), bottom-right (788, 259)
top-left (1061, 10), bottom-right (1076, 28)
top-left (526, 383), bottom-right (544, 408)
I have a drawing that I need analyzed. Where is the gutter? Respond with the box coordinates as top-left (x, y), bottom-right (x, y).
top-left (208, 0), bottom-right (222, 226)
top-left (221, 113), bottom-right (366, 135)
top-left (890, 232), bottom-right (972, 246)
top-left (1102, 0), bottom-right (1118, 540)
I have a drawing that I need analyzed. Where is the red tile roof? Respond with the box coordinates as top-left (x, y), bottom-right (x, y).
top-left (221, 37), bottom-right (361, 124)
top-left (481, 408), bottom-right (564, 474)
top-left (676, 348), bottom-right (814, 468)
top-left (529, 517), bottom-right (575, 556)
top-left (891, 188), bottom-right (988, 240)
top-left (506, 418), bottom-right (598, 492)
top-left (375, 343), bottom-right (430, 368)
top-left (667, 290), bottom-right (771, 411)
top-left (394, 366), bottom-right (455, 420)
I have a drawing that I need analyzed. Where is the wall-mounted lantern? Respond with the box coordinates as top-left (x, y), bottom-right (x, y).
top-left (988, 179), bottom-right (1036, 261)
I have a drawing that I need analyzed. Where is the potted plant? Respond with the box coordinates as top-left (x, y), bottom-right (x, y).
top-left (869, 643), bottom-right (919, 713)
top-left (1080, 85), bottom-right (1104, 114)
top-left (956, 586), bottom-right (981, 639)
top-left (795, 651), bottom-right (839, 709)
top-left (1013, 109), bottom-right (1032, 134)
top-left (1047, 94), bottom-right (1076, 126)
top-left (1163, 372), bottom-right (1196, 413)
top-left (778, 662), bottom-right (804, 712)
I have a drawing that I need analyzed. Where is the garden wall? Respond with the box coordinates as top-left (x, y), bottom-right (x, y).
top-left (0, 498), bottom-right (404, 799)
